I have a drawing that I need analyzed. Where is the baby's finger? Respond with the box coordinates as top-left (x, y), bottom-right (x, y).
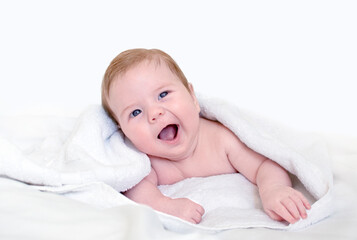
top-left (291, 196), bottom-right (308, 219)
top-left (282, 198), bottom-right (300, 221)
top-left (191, 210), bottom-right (204, 224)
top-left (294, 190), bottom-right (311, 210)
top-left (191, 215), bottom-right (200, 224)
top-left (300, 194), bottom-right (311, 210)
top-left (275, 204), bottom-right (297, 224)
top-left (190, 204), bottom-right (205, 224)
top-left (266, 209), bottom-right (284, 221)
top-left (196, 205), bottom-right (205, 216)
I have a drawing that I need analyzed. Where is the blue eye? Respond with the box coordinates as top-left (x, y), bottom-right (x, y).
top-left (130, 109), bottom-right (142, 118)
top-left (159, 91), bottom-right (168, 100)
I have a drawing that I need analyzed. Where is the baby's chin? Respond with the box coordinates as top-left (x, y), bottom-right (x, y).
top-left (148, 145), bottom-right (198, 162)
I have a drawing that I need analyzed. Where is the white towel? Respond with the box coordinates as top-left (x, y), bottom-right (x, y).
top-left (0, 94), bottom-right (333, 232)
top-left (0, 106), bottom-right (151, 192)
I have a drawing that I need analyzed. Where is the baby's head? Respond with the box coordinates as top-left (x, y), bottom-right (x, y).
top-left (102, 48), bottom-right (190, 125)
top-left (101, 48), bottom-right (201, 160)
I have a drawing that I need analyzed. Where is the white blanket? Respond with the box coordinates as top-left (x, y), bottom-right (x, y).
top-left (0, 94), bottom-right (333, 232)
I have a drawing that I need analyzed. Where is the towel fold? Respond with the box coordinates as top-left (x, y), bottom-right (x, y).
top-left (0, 106), bottom-right (151, 192)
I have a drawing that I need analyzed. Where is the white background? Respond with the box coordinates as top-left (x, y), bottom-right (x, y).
top-left (0, 0), bottom-right (356, 137)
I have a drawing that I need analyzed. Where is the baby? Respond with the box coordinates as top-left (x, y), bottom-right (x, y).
top-left (101, 48), bottom-right (311, 224)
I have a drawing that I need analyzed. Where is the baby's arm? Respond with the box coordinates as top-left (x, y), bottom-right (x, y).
top-left (226, 133), bottom-right (310, 224)
top-left (255, 159), bottom-right (311, 223)
top-left (124, 168), bottom-right (205, 224)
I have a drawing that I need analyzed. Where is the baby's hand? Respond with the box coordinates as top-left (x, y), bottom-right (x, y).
top-left (165, 198), bottom-right (205, 224)
top-left (259, 185), bottom-right (311, 224)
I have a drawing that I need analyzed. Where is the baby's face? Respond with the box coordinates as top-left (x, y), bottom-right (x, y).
top-left (108, 60), bottom-right (201, 161)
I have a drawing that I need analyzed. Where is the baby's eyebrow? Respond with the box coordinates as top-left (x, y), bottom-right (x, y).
top-left (120, 103), bottom-right (136, 117)
top-left (154, 84), bottom-right (167, 93)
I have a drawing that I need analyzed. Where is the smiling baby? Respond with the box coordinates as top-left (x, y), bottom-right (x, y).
top-left (101, 48), bottom-right (310, 224)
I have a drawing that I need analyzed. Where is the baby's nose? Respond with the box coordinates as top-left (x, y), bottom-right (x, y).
top-left (149, 107), bottom-right (165, 123)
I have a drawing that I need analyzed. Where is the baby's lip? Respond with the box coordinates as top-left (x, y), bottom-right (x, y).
top-left (157, 124), bottom-right (179, 141)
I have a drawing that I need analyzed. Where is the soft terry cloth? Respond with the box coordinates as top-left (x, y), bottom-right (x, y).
top-left (0, 107), bottom-right (151, 192)
top-left (0, 94), bottom-right (333, 232)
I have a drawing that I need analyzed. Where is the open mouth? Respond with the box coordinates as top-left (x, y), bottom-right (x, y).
top-left (157, 124), bottom-right (178, 141)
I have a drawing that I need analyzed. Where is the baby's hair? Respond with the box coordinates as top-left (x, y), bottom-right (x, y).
top-left (101, 48), bottom-right (190, 124)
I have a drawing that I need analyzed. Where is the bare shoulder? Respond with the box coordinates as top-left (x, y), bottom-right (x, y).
top-left (149, 156), bottom-right (185, 185)
top-left (201, 118), bottom-right (245, 151)
top-left (200, 118), bottom-right (231, 136)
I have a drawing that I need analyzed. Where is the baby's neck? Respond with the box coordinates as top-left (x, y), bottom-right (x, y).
top-left (170, 117), bottom-right (220, 163)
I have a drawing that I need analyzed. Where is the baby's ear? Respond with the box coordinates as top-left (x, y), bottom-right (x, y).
top-left (188, 83), bottom-right (201, 113)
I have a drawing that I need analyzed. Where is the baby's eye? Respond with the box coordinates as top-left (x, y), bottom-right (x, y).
top-left (130, 109), bottom-right (142, 118)
top-left (158, 91), bottom-right (168, 100)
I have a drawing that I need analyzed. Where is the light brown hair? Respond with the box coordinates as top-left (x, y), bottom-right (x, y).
top-left (101, 48), bottom-right (190, 124)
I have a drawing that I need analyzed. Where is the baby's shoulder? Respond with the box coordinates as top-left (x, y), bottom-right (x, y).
top-left (149, 156), bottom-right (185, 185)
top-left (201, 118), bottom-right (238, 140)
top-left (201, 117), bottom-right (244, 151)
